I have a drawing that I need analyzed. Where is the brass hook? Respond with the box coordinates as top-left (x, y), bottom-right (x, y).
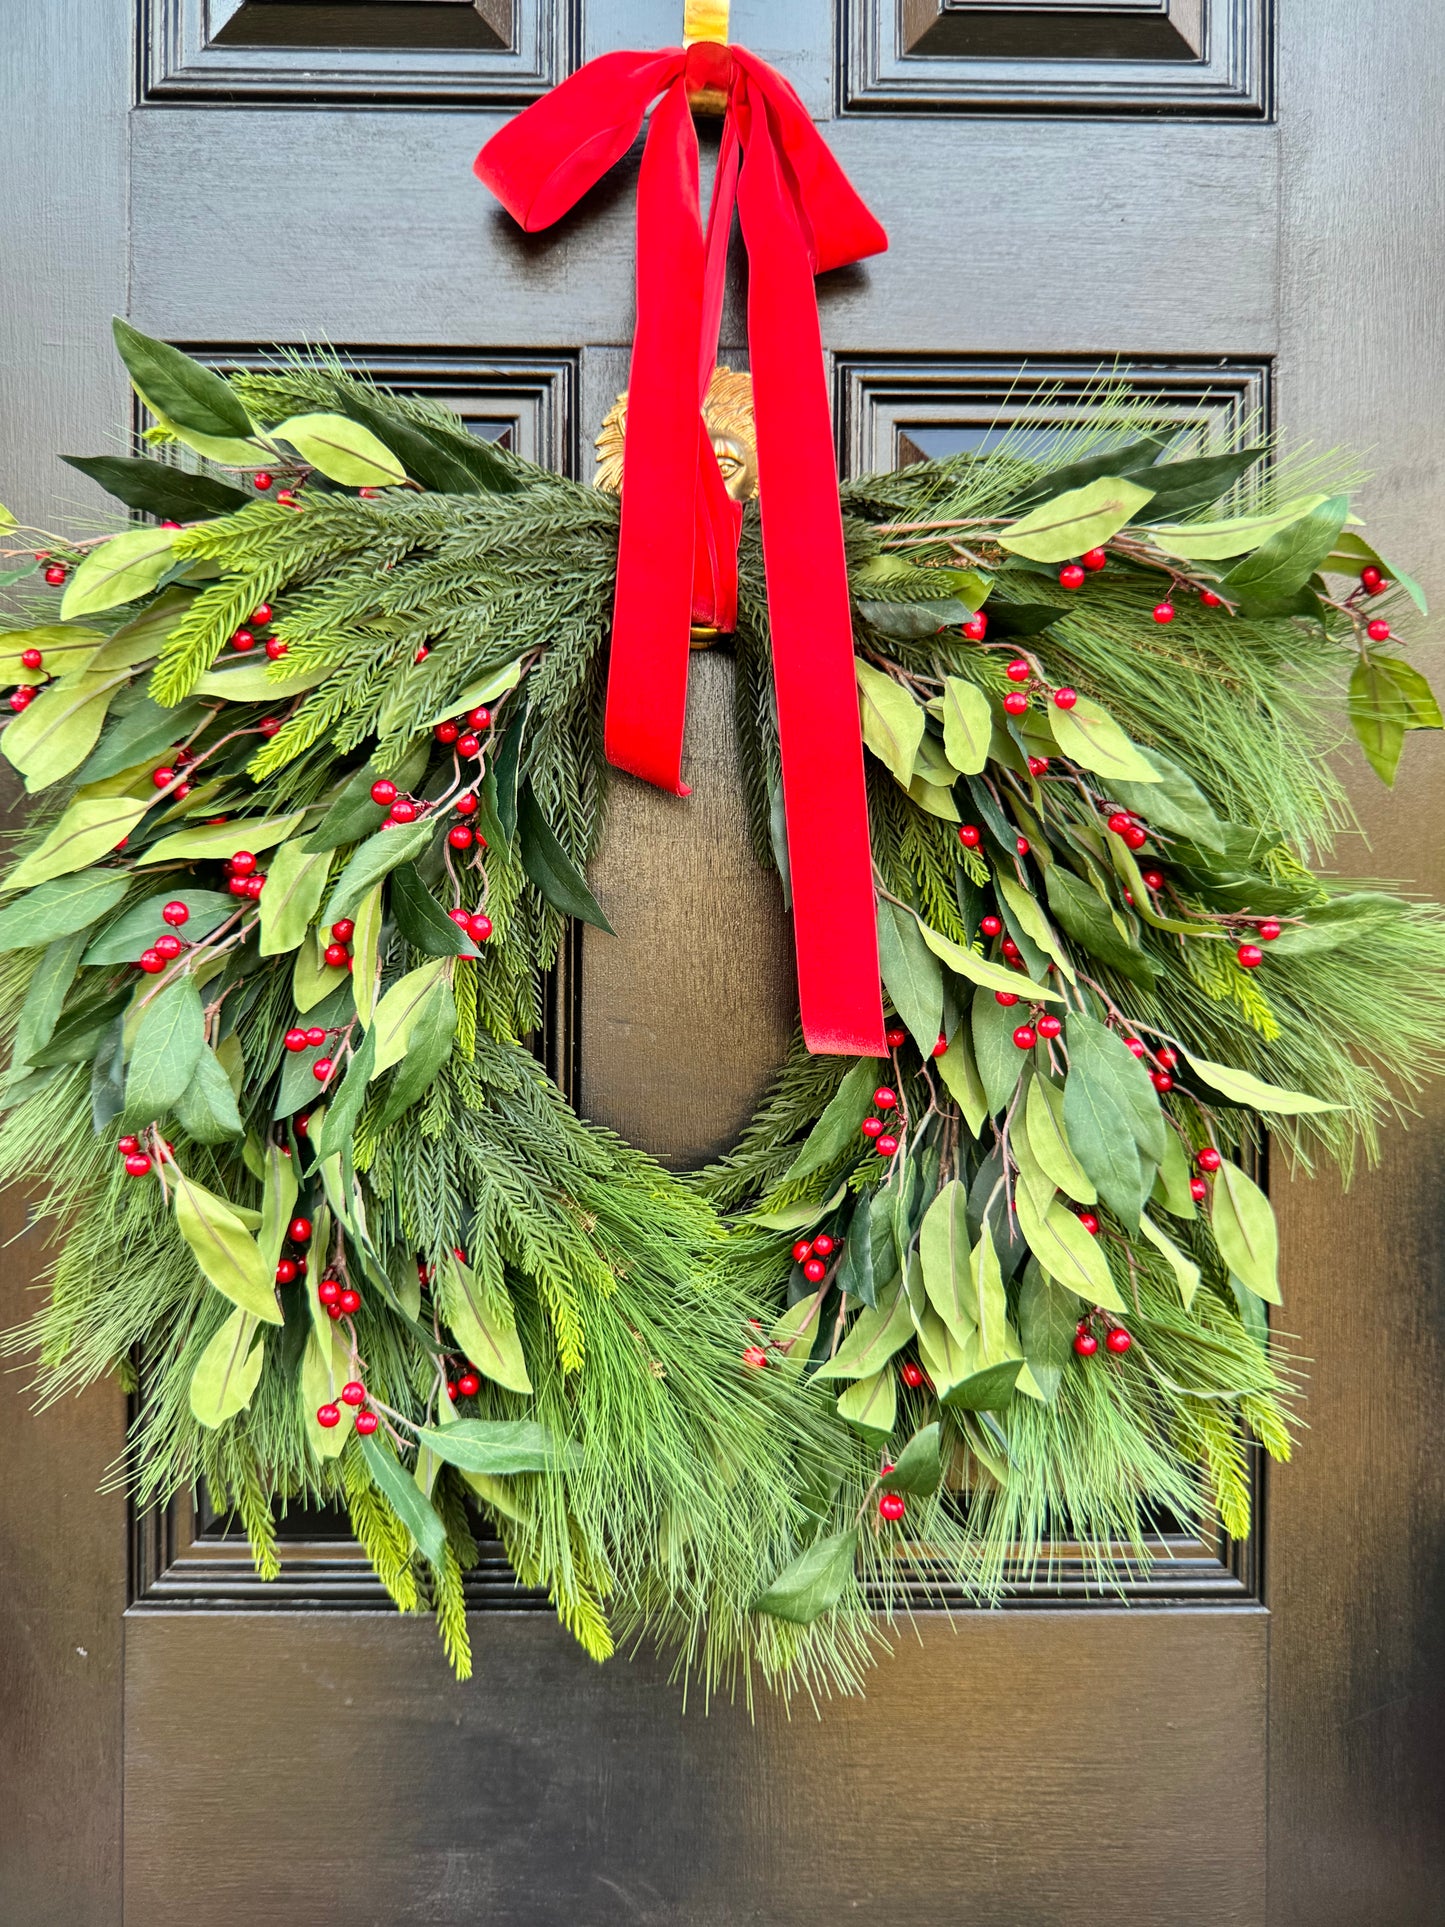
top-left (683, 0), bottom-right (730, 115)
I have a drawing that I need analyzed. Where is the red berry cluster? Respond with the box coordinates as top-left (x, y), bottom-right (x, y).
top-left (273, 1212), bottom-right (313, 1287)
top-left (448, 906), bottom-right (493, 945)
top-left (136, 898), bottom-right (193, 975)
top-left (225, 848), bottom-right (267, 901)
top-left (433, 705), bottom-right (493, 765)
top-left (859, 1084), bottom-right (900, 1157)
top-left (1074, 1312), bottom-right (1132, 1358)
top-left (229, 604), bottom-right (282, 656)
top-left (1106, 808), bottom-right (1150, 852)
top-left (790, 1230), bottom-right (838, 1285)
top-left (997, 655), bottom-right (1083, 725)
top-left (317, 1272), bottom-right (362, 1322)
top-left (115, 1130), bottom-right (171, 1179)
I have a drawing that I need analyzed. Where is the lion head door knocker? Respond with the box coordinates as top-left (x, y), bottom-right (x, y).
top-left (595, 366), bottom-right (757, 646)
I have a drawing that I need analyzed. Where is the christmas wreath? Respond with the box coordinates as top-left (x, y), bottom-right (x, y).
top-left (1, 322), bottom-right (1440, 1692)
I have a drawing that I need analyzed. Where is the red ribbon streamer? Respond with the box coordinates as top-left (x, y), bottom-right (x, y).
top-left (476, 44), bottom-right (888, 1056)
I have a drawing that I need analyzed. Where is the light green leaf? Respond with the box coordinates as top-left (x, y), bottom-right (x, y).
top-left (258, 840), bottom-right (331, 956)
top-left (1025, 1073), bottom-right (1096, 1204)
top-left (1151, 1129), bottom-right (1198, 1219)
top-left (970, 989), bottom-right (1024, 1114)
top-left (753, 1528), bottom-right (858, 1624)
top-left (1046, 694), bottom-right (1161, 786)
top-left (1138, 1211), bottom-right (1201, 1309)
top-left (423, 658), bottom-right (525, 728)
top-left (350, 881), bottom-right (385, 1028)
top-left (301, 1327), bottom-right (354, 1457)
top-left (969, 1222), bottom-right (1012, 1365)
top-left (124, 975), bottom-right (205, 1125)
top-left (812, 1283), bottom-right (913, 1383)
top-left (437, 1257), bottom-right (533, 1394)
top-left (1010, 1096), bottom-right (1057, 1220)
top-left (376, 977), bottom-right (456, 1126)
top-left (137, 812), bottom-right (304, 868)
top-left (1014, 1183), bottom-right (1124, 1310)
top-left (316, 1027), bottom-right (377, 1162)
top-left (882, 1423), bottom-right (943, 1495)
top-left (906, 773), bottom-right (961, 821)
top-left (60, 526), bottom-right (180, 620)
top-left (0, 623), bottom-right (107, 684)
top-left (939, 677), bottom-right (993, 775)
top-left (918, 1179), bottom-right (976, 1345)
top-left (1180, 1051), bottom-right (1341, 1115)
top-left (1142, 494), bottom-right (1329, 562)
top-left (1017, 1261), bottom-right (1078, 1402)
top-left (358, 1433), bottom-right (447, 1567)
top-left (769, 1292), bottom-right (824, 1375)
top-left (1, 665), bottom-right (131, 792)
top-left (1210, 1161), bottom-right (1281, 1304)
top-left (2, 794), bottom-right (147, 893)
top-left (195, 659), bottom-right (332, 702)
top-left (322, 816), bottom-right (432, 923)
top-left (291, 929), bottom-right (349, 1014)
top-left (1222, 495), bottom-right (1349, 613)
top-left (856, 659), bottom-right (924, 785)
top-left (997, 873), bottom-right (1074, 983)
top-left (189, 1308), bottom-right (264, 1426)
top-left (936, 1026), bottom-right (988, 1135)
top-left (915, 1307), bottom-right (972, 1401)
top-left (837, 1367), bottom-right (897, 1442)
top-left (172, 1045), bottom-right (245, 1142)
top-left (998, 475), bottom-right (1155, 564)
top-left (781, 1056), bottom-right (882, 1184)
top-left (370, 960), bottom-right (447, 1076)
top-left (917, 916), bottom-right (1059, 1001)
top-left (876, 898), bottom-right (944, 1054)
top-left (273, 412), bottom-right (407, 489)
top-left (172, 1166), bottom-right (283, 1323)
top-left (1322, 532), bottom-right (1429, 615)
top-left (414, 1418), bottom-right (559, 1477)
top-left (260, 1142), bottom-right (300, 1274)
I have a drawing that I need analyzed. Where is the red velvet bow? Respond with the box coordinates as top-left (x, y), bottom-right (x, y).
top-left (476, 43), bottom-right (888, 1057)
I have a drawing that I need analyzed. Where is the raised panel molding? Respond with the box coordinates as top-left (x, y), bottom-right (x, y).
top-left (139, 0), bottom-right (576, 105)
top-left (843, 0), bottom-right (1271, 116)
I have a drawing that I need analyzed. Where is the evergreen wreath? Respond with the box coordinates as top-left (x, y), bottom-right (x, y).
top-left (1, 323), bottom-right (1441, 1694)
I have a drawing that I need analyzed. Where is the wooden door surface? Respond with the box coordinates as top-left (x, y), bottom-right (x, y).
top-left (3, 3), bottom-right (1443, 1923)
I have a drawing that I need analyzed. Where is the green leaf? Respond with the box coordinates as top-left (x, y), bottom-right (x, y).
top-left (833, 1188), bottom-right (896, 1311)
top-left (172, 1167), bottom-right (283, 1323)
top-left (1017, 1261), bottom-right (1078, 1402)
top-left (188, 1308), bottom-right (265, 1427)
top-left (1014, 1183), bottom-right (1124, 1310)
top-left (11, 931), bottom-right (88, 1072)
top-left (291, 930), bottom-right (349, 1016)
top-left (0, 623), bottom-right (106, 684)
top-left (970, 988), bottom-right (1024, 1114)
top-left (856, 659), bottom-right (924, 785)
top-left (422, 659), bottom-right (525, 729)
top-left (812, 1283), bottom-right (913, 1383)
top-left (837, 1368), bottom-right (898, 1442)
top-left (917, 916), bottom-right (1058, 1002)
top-left (301, 1327), bottom-right (354, 1457)
top-left (350, 882), bottom-right (385, 1028)
top-left (275, 980), bottom-right (352, 1116)
top-left (857, 597), bottom-right (970, 639)
top-left (334, 393), bottom-right (518, 497)
top-left (321, 816), bottom-right (432, 922)
top-left (918, 1179), bottom-right (975, 1345)
top-left (769, 1292), bottom-right (825, 1373)
top-left (1375, 657), bottom-right (1443, 730)
top-left (1222, 495), bottom-right (1350, 614)
top-left (437, 1258), bottom-right (533, 1394)
top-left (1006, 437), bottom-right (1169, 511)
top-left (259, 1142), bottom-right (299, 1274)
top-left (1210, 1161), bottom-right (1281, 1304)
top-left (1046, 694), bottom-right (1161, 786)
top-left (358, 1433), bottom-right (447, 1568)
top-left (414, 1418), bottom-right (559, 1477)
top-left (1349, 656), bottom-right (1440, 786)
top-left (390, 860), bottom-right (466, 957)
top-left (26, 985), bottom-right (131, 1067)
top-left (377, 976), bottom-right (456, 1126)
top-left (1142, 493), bottom-right (1329, 562)
top-left (936, 1026), bottom-right (988, 1135)
top-left (370, 960), bottom-right (447, 1076)
top-left (517, 787), bottom-right (614, 934)
top-left (123, 975), bottom-right (205, 1125)
top-left (1109, 749), bottom-right (1229, 855)
top-left (941, 1359), bottom-right (1022, 1412)
top-left (1025, 1073), bottom-right (1096, 1204)
top-left (996, 873), bottom-right (1072, 982)
top-left (77, 695), bottom-right (210, 787)
top-left (938, 676), bottom-right (993, 775)
top-left (1124, 445), bottom-right (1267, 523)
top-left (876, 898), bottom-right (944, 1054)
top-left (60, 454), bottom-right (250, 521)
top-left (914, 1306), bottom-right (973, 1400)
top-left (60, 526), bottom-right (181, 619)
top-left (1322, 532), bottom-right (1428, 615)
top-left (1061, 1012), bottom-right (1165, 1226)
top-left (998, 475), bottom-right (1155, 564)
top-left (1, 665), bottom-right (131, 792)
top-left (173, 1044), bottom-right (245, 1143)
top-left (1180, 1051), bottom-right (1340, 1115)
top-left (1137, 1211), bottom-right (1200, 1309)
top-left (968, 1222), bottom-right (1012, 1364)
top-left (0, 871), bottom-right (131, 952)
top-left (194, 658), bottom-right (331, 702)
top-left (272, 413), bottom-right (407, 489)
top-left (753, 1528), bottom-right (858, 1624)
top-left (85, 888), bottom-right (235, 966)
top-left (301, 766), bottom-right (390, 853)
top-left (112, 318), bottom-right (254, 440)
top-left (315, 1027), bottom-right (377, 1161)
top-left (1151, 1129), bottom-right (1197, 1219)
top-left (137, 811), bottom-right (304, 868)
top-left (883, 1423), bottom-right (943, 1495)
top-left (257, 840), bottom-right (331, 956)
top-left (781, 1056), bottom-right (881, 1184)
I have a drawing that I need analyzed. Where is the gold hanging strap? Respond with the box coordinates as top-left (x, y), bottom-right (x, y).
top-left (683, 0), bottom-right (730, 114)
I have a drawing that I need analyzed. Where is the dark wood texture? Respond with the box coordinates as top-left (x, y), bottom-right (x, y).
top-left (123, 1608), bottom-right (1267, 1926)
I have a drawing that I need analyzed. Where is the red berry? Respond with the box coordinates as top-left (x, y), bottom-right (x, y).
top-left (803, 1258), bottom-right (827, 1283)
top-left (1237, 942), bottom-right (1264, 969)
top-left (467, 707), bottom-right (493, 730)
top-left (228, 850), bottom-right (256, 876)
top-left (1152, 602), bottom-right (1175, 625)
top-left (1107, 812), bottom-right (1131, 835)
top-left (330, 919), bottom-right (355, 943)
top-left (1037, 1013), bottom-right (1062, 1039)
top-left (448, 825), bottom-right (473, 850)
top-left (1005, 658), bottom-right (1031, 683)
top-left (299, 1028), bottom-right (323, 1051)
top-left (1189, 1177), bottom-right (1209, 1202)
top-left (154, 933), bottom-right (183, 960)
top-left (878, 1492), bottom-right (906, 1522)
top-left (20, 649), bottom-right (43, 672)
top-left (1059, 563), bottom-right (1086, 590)
top-left (137, 948), bottom-right (165, 974)
top-left (230, 629), bottom-right (256, 653)
top-left (264, 637), bottom-right (288, 660)
top-left (454, 793), bottom-right (478, 817)
top-left (1126, 1038), bottom-right (1146, 1057)
top-left (961, 614), bottom-right (987, 641)
top-left (1003, 691), bottom-right (1029, 716)
top-left (288, 1216), bottom-right (312, 1243)
top-left (338, 1287), bottom-right (361, 1314)
top-left (956, 823), bottom-right (982, 850)
top-left (812, 1234), bottom-right (835, 1258)
top-left (253, 471), bottom-right (273, 491)
top-left (1081, 548), bottom-right (1107, 571)
top-left (316, 1403), bottom-right (341, 1429)
top-left (448, 908), bottom-right (471, 929)
top-left (931, 1034), bottom-right (948, 1058)
top-left (1141, 869), bottom-right (1164, 891)
top-left (124, 1151), bottom-right (152, 1178)
top-left (1013, 1025), bottom-right (1037, 1051)
top-left (369, 779), bottom-right (398, 806)
top-left (151, 766), bottom-right (175, 790)
top-left (1200, 590), bottom-right (1223, 608)
top-left (247, 604), bottom-right (272, 627)
top-left (791, 1239), bottom-right (812, 1263)
top-left (323, 942), bottom-right (349, 968)
top-left (318, 1277), bottom-right (341, 1305)
top-left (1106, 1328), bottom-right (1132, 1354)
top-left (1053, 687), bottom-right (1078, 710)
top-left (8, 688), bottom-right (34, 712)
top-left (861, 1116), bottom-right (884, 1139)
top-left (1151, 1070), bottom-right (1174, 1092)
top-left (980, 914), bottom-right (1003, 937)
top-left (875, 1134), bottom-right (899, 1158)
top-left (414, 646), bottom-right (429, 663)
top-left (259, 717), bottom-right (282, 737)
top-left (994, 990), bottom-right (1019, 1007)
top-left (1156, 1046), bottom-right (1177, 1068)
top-left (468, 912), bottom-right (493, 943)
top-left (275, 489), bottom-right (297, 507)
top-left (900, 1361), bottom-right (925, 1389)
top-left (1027, 756), bottom-right (1050, 776)
top-left (117, 1135), bottom-right (140, 1155)
top-left (312, 1056), bottom-right (333, 1082)
top-left (275, 1259), bottom-right (298, 1284)
top-left (1078, 1212), bottom-right (1100, 1235)
top-left (227, 876), bottom-right (250, 898)
top-left (1366, 619), bottom-right (1391, 642)
top-left (1123, 824), bottom-right (1148, 851)
top-left (354, 1410), bottom-right (379, 1434)
top-left (326, 1302), bottom-right (343, 1321)
top-left (435, 721), bottom-right (460, 745)
top-left (1258, 918), bottom-right (1282, 941)
top-left (340, 1380), bottom-right (365, 1407)
top-left (1196, 1147), bottom-right (1222, 1172)
top-left (1000, 937), bottom-right (1020, 961)
top-left (388, 798), bottom-right (418, 824)
top-left (457, 733), bottom-right (482, 758)
top-left (873, 1086), bottom-right (897, 1109)
top-left (161, 900), bottom-right (190, 927)
top-left (1016, 836), bottom-right (1030, 857)
top-left (1360, 565), bottom-right (1384, 592)
top-left (885, 1024), bottom-right (908, 1048)
top-left (742, 1345), bottom-right (768, 1369)
top-left (43, 564), bottom-right (67, 586)
top-left (1073, 1330), bottom-right (1099, 1356)
top-left (284, 1028), bottom-right (308, 1052)
top-left (244, 875), bottom-right (265, 899)
top-left (457, 1371), bottom-right (481, 1398)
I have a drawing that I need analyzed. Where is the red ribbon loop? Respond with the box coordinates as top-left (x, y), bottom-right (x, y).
top-left (476, 46), bottom-right (888, 1057)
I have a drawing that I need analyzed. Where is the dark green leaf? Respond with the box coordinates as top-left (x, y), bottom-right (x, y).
top-left (89, 1015), bottom-right (128, 1135)
top-left (1042, 867), bottom-right (1155, 987)
top-left (976, 601), bottom-right (1064, 639)
top-left (390, 861), bottom-right (466, 957)
top-left (1222, 494), bottom-right (1350, 614)
top-left (0, 871), bottom-right (131, 952)
top-left (781, 1057), bottom-right (881, 1185)
top-left (882, 1422), bottom-right (943, 1496)
top-left (323, 817), bottom-right (433, 924)
top-left (753, 1528), bottom-right (858, 1624)
top-left (173, 1044), bottom-right (245, 1142)
top-left (1348, 656), bottom-right (1410, 785)
top-left (493, 717), bottom-right (524, 840)
top-left (60, 454), bottom-right (250, 521)
top-left (517, 786), bottom-right (614, 934)
top-left (856, 597), bottom-right (970, 638)
top-left (275, 981), bottom-right (354, 1118)
top-left (357, 1432), bottom-right (447, 1568)
top-left (334, 393), bottom-right (518, 495)
top-left (414, 1418), bottom-right (561, 1477)
top-left (112, 317), bottom-right (254, 440)
top-left (76, 695), bottom-right (211, 786)
top-left (1108, 748), bottom-right (1229, 854)
top-left (84, 889), bottom-right (234, 965)
top-left (27, 985), bottom-right (132, 1066)
top-left (941, 1361), bottom-right (1023, 1411)
top-left (1061, 1011), bottom-right (1165, 1226)
top-left (876, 898), bottom-right (944, 1054)
top-left (1017, 1259), bottom-right (1078, 1402)
top-left (316, 1027), bottom-right (378, 1158)
top-left (302, 766), bottom-right (390, 853)
top-left (1005, 436), bottom-right (1169, 511)
top-left (1123, 445), bottom-right (1267, 523)
top-left (12, 930), bottom-right (88, 1071)
top-left (123, 975), bottom-right (205, 1125)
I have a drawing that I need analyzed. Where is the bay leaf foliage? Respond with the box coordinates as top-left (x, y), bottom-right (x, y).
top-left (0, 333), bottom-right (1439, 1690)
